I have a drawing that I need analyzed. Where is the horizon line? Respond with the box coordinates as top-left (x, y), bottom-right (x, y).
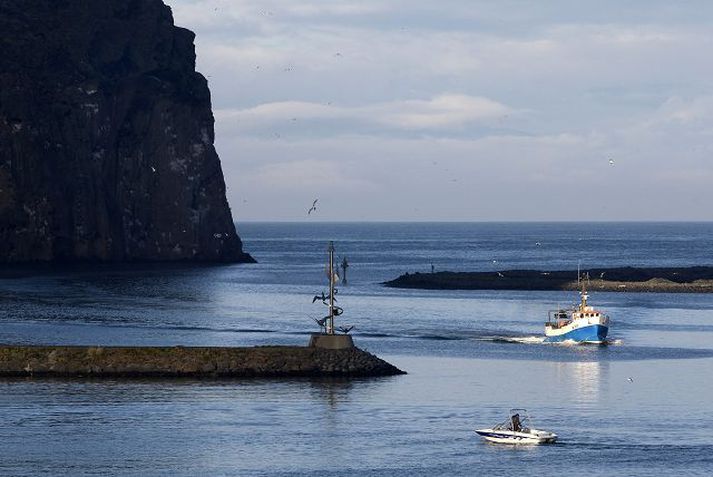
top-left (235, 219), bottom-right (713, 224)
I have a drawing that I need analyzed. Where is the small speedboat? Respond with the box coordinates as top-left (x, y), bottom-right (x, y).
top-left (475, 409), bottom-right (557, 445)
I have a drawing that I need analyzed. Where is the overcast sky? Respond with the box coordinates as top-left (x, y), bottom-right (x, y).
top-left (168, 0), bottom-right (713, 221)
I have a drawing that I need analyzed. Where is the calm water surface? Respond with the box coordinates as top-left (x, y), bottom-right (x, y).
top-left (0, 222), bottom-right (712, 476)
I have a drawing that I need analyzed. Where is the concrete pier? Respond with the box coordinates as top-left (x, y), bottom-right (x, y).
top-left (0, 345), bottom-right (405, 378)
top-left (308, 334), bottom-right (355, 350)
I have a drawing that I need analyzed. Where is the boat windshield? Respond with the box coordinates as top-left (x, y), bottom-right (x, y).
top-left (493, 409), bottom-right (533, 432)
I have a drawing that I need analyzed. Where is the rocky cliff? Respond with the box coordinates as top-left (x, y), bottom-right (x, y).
top-left (0, 0), bottom-right (254, 262)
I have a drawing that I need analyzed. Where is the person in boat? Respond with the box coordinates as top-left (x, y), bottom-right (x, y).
top-left (511, 413), bottom-right (521, 432)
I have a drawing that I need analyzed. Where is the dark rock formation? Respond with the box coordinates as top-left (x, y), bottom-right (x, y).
top-left (0, 0), bottom-right (253, 262)
top-left (0, 345), bottom-right (406, 378)
top-left (384, 266), bottom-right (713, 293)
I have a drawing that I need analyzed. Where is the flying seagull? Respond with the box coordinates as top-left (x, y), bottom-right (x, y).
top-left (337, 325), bottom-right (354, 334)
top-left (627, 377), bottom-right (634, 383)
top-left (308, 199), bottom-right (318, 215)
top-left (609, 158), bottom-right (615, 166)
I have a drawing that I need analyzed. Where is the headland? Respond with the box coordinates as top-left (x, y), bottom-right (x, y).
top-left (384, 266), bottom-right (713, 293)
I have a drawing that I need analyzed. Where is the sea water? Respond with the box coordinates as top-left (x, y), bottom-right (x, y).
top-left (0, 222), bottom-right (712, 476)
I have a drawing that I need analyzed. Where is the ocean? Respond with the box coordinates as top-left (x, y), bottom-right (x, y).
top-left (1, 222), bottom-right (712, 476)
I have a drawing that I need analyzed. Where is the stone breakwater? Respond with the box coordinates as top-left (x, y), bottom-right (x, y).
top-left (385, 266), bottom-right (713, 293)
top-left (0, 346), bottom-right (405, 378)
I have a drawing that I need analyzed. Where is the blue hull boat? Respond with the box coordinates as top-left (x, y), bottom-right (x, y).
top-left (545, 274), bottom-right (610, 344)
top-left (543, 323), bottom-right (608, 343)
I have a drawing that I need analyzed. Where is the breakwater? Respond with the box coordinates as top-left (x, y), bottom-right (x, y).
top-left (0, 345), bottom-right (404, 378)
top-left (384, 266), bottom-right (713, 293)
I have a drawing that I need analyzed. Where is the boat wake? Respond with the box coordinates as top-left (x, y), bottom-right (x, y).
top-left (550, 338), bottom-right (622, 346)
top-left (475, 335), bottom-right (546, 345)
top-left (474, 335), bottom-right (622, 346)
top-left (352, 330), bottom-right (622, 346)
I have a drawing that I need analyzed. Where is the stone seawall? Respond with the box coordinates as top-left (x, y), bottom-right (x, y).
top-left (385, 266), bottom-right (713, 293)
top-left (0, 346), bottom-right (405, 378)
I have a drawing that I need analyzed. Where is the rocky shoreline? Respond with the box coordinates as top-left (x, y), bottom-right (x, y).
top-left (384, 266), bottom-right (713, 293)
top-left (0, 345), bottom-right (405, 378)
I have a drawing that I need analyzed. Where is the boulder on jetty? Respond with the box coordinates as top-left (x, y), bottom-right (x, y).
top-left (0, 345), bottom-right (405, 378)
top-left (384, 266), bottom-right (713, 293)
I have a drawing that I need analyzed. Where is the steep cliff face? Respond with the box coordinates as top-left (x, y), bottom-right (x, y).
top-left (0, 0), bottom-right (254, 262)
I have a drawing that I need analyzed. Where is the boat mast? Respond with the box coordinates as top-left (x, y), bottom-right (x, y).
top-left (580, 272), bottom-right (589, 310)
top-left (328, 241), bottom-right (335, 334)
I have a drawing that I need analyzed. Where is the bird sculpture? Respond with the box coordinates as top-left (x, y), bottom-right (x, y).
top-left (312, 291), bottom-right (327, 303)
top-left (312, 316), bottom-right (328, 332)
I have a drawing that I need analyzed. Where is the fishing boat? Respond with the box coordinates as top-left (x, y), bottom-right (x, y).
top-left (475, 409), bottom-right (557, 445)
top-left (545, 274), bottom-right (609, 344)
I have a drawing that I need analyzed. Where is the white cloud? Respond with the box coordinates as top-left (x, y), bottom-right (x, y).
top-left (284, 3), bottom-right (386, 17)
top-left (166, 0), bottom-right (713, 220)
top-left (249, 158), bottom-right (370, 189)
top-left (216, 94), bottom-right (512, 131)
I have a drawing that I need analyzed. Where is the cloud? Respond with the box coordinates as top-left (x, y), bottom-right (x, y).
top-left (166, 0), bottom-right (713, 220)
top-left (216, 94), bottom-right (512, 131)
top-left (372, 95), bottom-right (510, 128)
top-left (283, 3), bottom-right (386, 17)
top-left (249, 158), bottom-right (369, 189)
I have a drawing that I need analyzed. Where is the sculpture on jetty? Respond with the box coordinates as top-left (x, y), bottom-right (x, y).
top-left (309, 242), bottom-right (354, 349)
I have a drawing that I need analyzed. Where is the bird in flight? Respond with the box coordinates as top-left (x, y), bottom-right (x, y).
top-left (308, 199), bottom-right (318, 215)
top-left (609, 158), bottom-right (615, 166)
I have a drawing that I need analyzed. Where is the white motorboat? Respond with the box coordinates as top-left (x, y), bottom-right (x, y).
top-left (475, 409), bottom-right (557, 445)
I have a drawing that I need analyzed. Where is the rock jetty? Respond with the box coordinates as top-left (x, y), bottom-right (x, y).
top-left (385, 266), bottom-right (713, 293)
top-left (0, 0), bottom-right (253, 263)
top-left (0, 345), bottom-right (405, 378)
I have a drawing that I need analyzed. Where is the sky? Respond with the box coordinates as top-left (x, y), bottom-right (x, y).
top-left (168, 0), bottom-right (713, 221)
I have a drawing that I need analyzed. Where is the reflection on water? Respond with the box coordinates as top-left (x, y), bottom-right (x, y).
top-left (308, 378), bottom-right (358, 410)
top-left (552, 360), bottom-right (609, 406)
